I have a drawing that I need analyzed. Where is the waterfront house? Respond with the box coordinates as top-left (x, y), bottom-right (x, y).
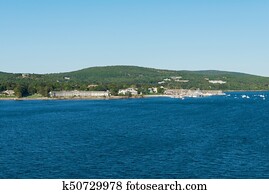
top-left (118, 88), bottom-right (138, 95)
top-left (148, 87), bottom-right (158, 93)
top-left (1, 90), bottom-right (15, 96)
top-left (49, 90), bottom-right (110, 98)
top-left (164, 89), bottom-right (224, 98)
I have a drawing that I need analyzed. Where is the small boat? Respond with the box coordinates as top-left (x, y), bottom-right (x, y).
top-left (241, 95), bottom-right (250, 99)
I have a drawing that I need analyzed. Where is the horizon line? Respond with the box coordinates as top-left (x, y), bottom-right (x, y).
top-left (0, 64), bottom-right (267, 77)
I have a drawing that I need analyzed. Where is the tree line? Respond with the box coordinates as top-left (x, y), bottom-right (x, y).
top-left (0, 81), bottom-right (165, 98)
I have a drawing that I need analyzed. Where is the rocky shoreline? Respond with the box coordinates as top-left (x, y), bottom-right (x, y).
top-left (0, 95), bottom-right (145, 101)
top-left (3, 90), bottom-right (269, 101)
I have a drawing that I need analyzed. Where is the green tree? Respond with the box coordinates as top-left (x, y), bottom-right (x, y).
top-left (14, 85), bottom-right (28, 98)
top-left (37, 86), bottom-right (51, 97)
top-left (0, 84), bottom-right (6, 92)
top-left (157, 87), bottom-right (164, 94)
top-left (28, 84), bottom-right (37, 95)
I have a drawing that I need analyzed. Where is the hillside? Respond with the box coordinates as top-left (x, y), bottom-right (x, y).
top-left (1, 66), bottom-right (269, 97)
top-left (47, 66), bottom-right (180, 84)
top-left (45, 66), bottom-right (269, 90)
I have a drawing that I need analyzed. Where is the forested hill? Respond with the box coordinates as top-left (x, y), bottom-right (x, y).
top-left (1, 66), bottom-right (269, 96)
top-left (50, 66), bottom-right (269, 89)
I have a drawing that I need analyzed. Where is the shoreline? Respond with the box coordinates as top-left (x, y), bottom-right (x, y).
top-left (224, 90), bottom-right (269, 92)
top-left (1, 90), bottom-right (269, 101)
top-left (0, 95), bottom-right (171, 101)
top-left (0, 95), bottom-right (145, 101)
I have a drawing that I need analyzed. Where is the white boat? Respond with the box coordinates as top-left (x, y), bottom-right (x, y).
top-left (241, 95), bottom-right (250, 99)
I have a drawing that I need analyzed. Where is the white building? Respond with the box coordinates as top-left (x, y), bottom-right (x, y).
top-left (148, 87), bottom-right (158, 93)
top-left (209, 80), bottom-right (226, 84)
top-left (21, 73), bottom-right (29, 78)
top-left (49, 90), bottom-right (110, 97)
top-left (118, 88), bottom-right (138, 95)
top-left (163, 78), bottom-right (171, 81)
top-left (87, 84), bottom-right (98, 88)
top-left (175, 80), bottom-right (189, 83)
top-left (171, 76), bottom-right (182, 80)
top-left (1, 90), bottom-right (15, 96)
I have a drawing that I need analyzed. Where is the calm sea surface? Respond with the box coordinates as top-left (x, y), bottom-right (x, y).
top-left (0, 92), bottom-right (268, 178)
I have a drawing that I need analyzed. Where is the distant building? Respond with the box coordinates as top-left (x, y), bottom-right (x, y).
top-left (148, 87), bottom-right (158, 93)
top-left (175, 80), bottom-right (189, 83)
top-left (1, 90), bottom-right (15, 96)
top-left (64, 77), bottom-right (71, 80)
top-left (164, 89), bottom-right (224, 98)
top-left (171, 76), bottom-right (182, 80)
top-left (164, 89), bottom-right (201, 97)
top-left (87, 84), bottom-right (98, 88)
top-left (49, 90), bottom-right (110, 98)
top-left (158, 81), bottom-right (165, 84)
top-left (209, 80), bottom-right (226, 84)
top-left (21, 73), bottom-right (29, 78)
top-left (118, 88), bottom-right (138, 95)
top-left (164, 89), bottom-right (185, 96)
top-left (163, 78), bottom-right (171, 81)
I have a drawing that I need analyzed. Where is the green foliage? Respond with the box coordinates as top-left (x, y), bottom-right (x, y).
top-left (157, 87), bottom-right (165, 94)
top-left (0, 66), bottom-right (269, 98)
top-left (14, 85), bottom-right (28, 98)
top-left (37, 86), bottom-right (51, 97)
top-left (0, 84), bottom-right (6, 92)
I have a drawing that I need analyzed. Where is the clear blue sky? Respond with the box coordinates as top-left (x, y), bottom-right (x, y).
top-left (0, 0), bottom-right (268, 76)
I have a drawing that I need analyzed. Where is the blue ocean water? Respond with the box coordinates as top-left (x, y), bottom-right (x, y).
top-left (0, 92), bottom-right (268, 179)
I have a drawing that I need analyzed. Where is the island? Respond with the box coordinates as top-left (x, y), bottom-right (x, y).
top-left (0, 66), bottom-right (268, 100)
